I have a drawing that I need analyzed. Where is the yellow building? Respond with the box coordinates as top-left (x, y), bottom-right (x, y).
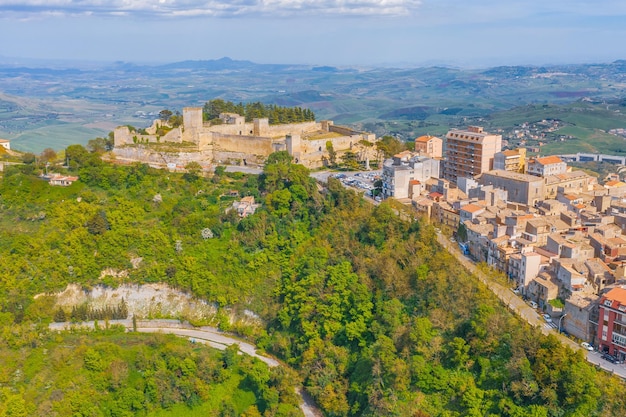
top-left (493, 148), bottom-right (526, 173)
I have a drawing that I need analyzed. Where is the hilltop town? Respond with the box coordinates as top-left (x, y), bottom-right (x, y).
top-left (381, 125), bottom-right (626, 361)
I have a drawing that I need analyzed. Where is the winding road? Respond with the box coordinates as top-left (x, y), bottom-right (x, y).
top-left (49, 319), bottom-right (321, 417)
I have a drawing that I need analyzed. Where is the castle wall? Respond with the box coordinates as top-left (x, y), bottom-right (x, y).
top-left (162, 127), bottom-right (183, 143)
top-left (212, 133), bottom-right (278, 155)
top-left (112, 147), bottom-right (213, 168)
top-left (114, 126), bottom-right (184, 146)
top-left (262, 121), bottom-right (319, 137)
top-left (329, 125), bottom-right (357, 136)
top-left (207, 121), bottom-right (256, 136)
top-left (302, 135), bottom-right (359, 154)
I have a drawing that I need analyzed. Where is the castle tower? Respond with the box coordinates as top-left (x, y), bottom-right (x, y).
top-left (113, 126), bottom-right (132, 147)
top-left (182, 107), bottom-right (203, 145)
top-left (321, 120), bottom-right (333, 131)
top-left (253, 118), bottom-right (269, 137)
top-left (286, 134), bottom-right (302, 162)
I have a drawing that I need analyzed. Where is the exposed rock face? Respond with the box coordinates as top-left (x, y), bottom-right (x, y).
top-left (48, 283), bottom-right (218, 322)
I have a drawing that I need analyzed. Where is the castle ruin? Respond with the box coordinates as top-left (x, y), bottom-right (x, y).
top-left (113, 107), bottom-right (378, 169)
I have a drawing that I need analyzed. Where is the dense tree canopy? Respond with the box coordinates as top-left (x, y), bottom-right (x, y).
top-left (0, 149), bottom-right (624, 416)
top-left (203, 99), bottom-right (315, 125)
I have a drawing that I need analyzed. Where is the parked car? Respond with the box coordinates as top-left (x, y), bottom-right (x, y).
top-left (510, 287), bottom-right (520, 295)
top-left (601, 353), bottom-right (623, 364)
top-left (581, 342), bottom-right (593, 351)
top-left (529, 301), bottom-right (538, 309)
top-left (542, 314), bottom-right (553, 323)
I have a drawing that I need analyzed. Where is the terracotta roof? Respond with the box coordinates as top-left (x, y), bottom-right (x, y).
top-left (429, 192), bottom-right (443, 198)
top-left (461, 203), bottom-right (485, 214)
top-left (415, 135), bottom-right (439, 143)
top-left (535, 156), bottom-right (564, 165)
top-left (605, 180), bottom-right (626, 187)
top-left (409, 180), bottom-right (421, 185)
top-left (50, 175), bottom-right (78, 181)
top-left (0, 139), bottom-right (9, 143)
top-left (393, 150), bottom-right (412, 158)
top-left (603, 287), bottom-right (626, 306)
top-left (501, 149), bottom-right (521, 157)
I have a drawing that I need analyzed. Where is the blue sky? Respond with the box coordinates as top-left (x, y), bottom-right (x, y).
top-left (1, 0), bottom-right (625, 67)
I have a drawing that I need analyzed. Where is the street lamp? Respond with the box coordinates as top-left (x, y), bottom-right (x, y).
top-left (558, 314), bottom-right (568, 334)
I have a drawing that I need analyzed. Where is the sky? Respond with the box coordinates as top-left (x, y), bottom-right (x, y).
top-left (1, 0), bottom-right (625, 68)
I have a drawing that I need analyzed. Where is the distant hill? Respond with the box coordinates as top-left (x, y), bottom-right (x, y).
top-left (0, 57), bottom-right (625, 153)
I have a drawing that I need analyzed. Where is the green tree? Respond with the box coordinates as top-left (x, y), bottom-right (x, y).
top-left (159, 109), bottom-right (173, 121)
top-left (326, 141), bottom-right (337, 167)
top-left (86, 210), bottom-right (110, 235)
top-left (87, 137), bottom-right (109, 154)
top-left (21, 152), bottom-right (36, 164)
top-left (183, 161), bottom-right (202, 182)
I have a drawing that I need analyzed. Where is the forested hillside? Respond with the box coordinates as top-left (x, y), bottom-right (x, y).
top-left (1, 149), bottom-right (625, 416)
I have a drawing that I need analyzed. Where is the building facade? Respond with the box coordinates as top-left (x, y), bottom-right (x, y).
top-left (527, 156), bottom-right (567, 177)
top-left (478, 170), bottom-right (545, 206)
top-left (443, 126), bottom-right (502, 185)
top-left (382, 152), bottom-right (440, 199)
top-left (493, 148), bottom-right (526, 173)
top-left (597, 287), bottom-right (626, 360)
top-left (414, 135), bottom-right (443, 159)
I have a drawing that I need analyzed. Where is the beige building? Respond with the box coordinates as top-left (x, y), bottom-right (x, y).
top-left (443, 126), bottom-right (502, 185)
top-left (414, 135), bottom-right (443, 159)
top-left (544, 171), bottom-right (594, 199)
top-left (478, 170), bottom-right (545, 206)
top-left (493, 148), bottom-right (526, 173)
top-left (0, 139), bottom-right (9, 150)
top-left (527, 156), bottom-right (567, 177)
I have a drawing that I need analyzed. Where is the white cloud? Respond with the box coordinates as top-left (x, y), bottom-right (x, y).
top-left (0, 0), bottom-right (423, 18)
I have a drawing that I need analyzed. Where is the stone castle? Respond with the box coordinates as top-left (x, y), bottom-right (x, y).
top-left (113, 107), bottom-right (378, 169)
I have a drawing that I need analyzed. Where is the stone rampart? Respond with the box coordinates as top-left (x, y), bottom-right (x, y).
top-left (114, 126), bottom-right (183, 146)
top-left (329, 125), bottom-right (357, 136)
top-left (263, 121), bottom-right (319, 137)
top-left (205, 121), bottom-right (256, 136)
top-left (303, 136), bottom-right (357, 154)
top-left (213, 133), bottom-right (278, 155)
top-left (112, 146), bottom-right (213, 168)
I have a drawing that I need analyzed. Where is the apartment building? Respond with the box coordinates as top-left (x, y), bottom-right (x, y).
top-left (443, 126), bottom-right (502, 185)
top-left (597, 287), bottom-right (626, 359)
top-left (382, 152), bottom-right (440, 199)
